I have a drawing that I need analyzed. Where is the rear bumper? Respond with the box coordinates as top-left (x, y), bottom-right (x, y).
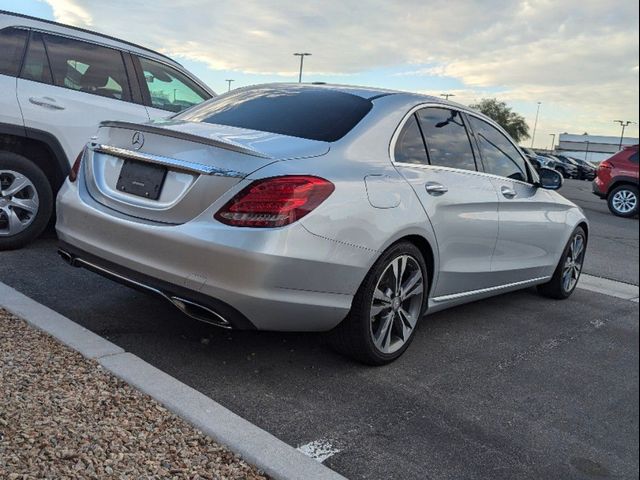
top-left (592, 178), bottom-right (607, 198)
top-left (56, 179), bottom-right (374, 332)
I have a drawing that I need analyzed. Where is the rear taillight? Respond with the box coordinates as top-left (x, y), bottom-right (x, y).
top-left (215, 175), bottom-right (334, 228)
top-left (68, 148), bottom-right (85, 183)
top-left (598, 160), bottom-right (613, 172)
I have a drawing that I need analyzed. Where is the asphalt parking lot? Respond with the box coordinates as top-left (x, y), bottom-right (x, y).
top-left (1, 179), bottom-right (638, 480)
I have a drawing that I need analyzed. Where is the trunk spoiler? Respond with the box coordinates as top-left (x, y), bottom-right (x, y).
top-left (99, 120), bottom-right (271, 159)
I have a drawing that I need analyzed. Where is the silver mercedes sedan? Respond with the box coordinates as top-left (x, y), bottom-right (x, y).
top-left (56, 84), bottom-right (588, 364)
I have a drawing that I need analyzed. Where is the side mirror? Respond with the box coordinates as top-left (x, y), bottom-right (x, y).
top-left (537, 167), bottom-right (563, 190)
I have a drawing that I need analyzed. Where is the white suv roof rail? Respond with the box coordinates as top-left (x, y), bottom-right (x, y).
top-left (0, 9), bottom-right (180, 66)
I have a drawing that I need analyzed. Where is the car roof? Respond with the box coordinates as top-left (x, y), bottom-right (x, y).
top-left (234, 82), bottom-right (472, 109)
top-left (0, 9), bottom-right (180, 67)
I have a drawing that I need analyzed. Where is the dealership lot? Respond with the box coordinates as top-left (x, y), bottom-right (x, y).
top-left (1, 179), bottom-right (638, 479)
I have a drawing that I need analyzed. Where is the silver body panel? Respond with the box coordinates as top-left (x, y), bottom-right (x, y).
top-left (56, 84), bottom-right (588, 331)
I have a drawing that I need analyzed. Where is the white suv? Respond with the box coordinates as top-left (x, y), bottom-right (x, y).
top-left (0, 11), bottom-right (215, 249)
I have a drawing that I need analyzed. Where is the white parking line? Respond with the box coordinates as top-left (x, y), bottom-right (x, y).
top-left (297, 440), bottom-right (341, 463)
top-left (578, 274), bottom-right (640, 303)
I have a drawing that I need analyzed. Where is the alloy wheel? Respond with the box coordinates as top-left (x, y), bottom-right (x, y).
top-left (369, 254), bottom-right (424, 354)
top-left (0, 170), bottom-right (40, 237)
top-left (562, 233), bottom-right (585, 293)
top-left (611, 189), bottom-right (637, 214)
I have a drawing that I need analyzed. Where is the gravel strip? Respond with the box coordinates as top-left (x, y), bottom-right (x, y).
top-left (0, 309), bottom-right (268, 480)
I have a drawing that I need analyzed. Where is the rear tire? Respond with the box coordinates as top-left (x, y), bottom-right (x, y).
top-left (607, 185), bottom-right (638, 218)
top-left (0, 152), bottom-right (53, 251)
top-left (329, 241), bottom-right (428, 365)
top-left (537, 226), bottom-right (587, 299)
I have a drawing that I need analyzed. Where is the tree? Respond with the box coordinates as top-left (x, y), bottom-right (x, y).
top-left (469, 98), bottom-right (530, 143)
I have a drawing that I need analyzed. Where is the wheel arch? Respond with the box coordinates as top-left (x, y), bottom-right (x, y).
top-left (607, 178), bottom-right (640, 196)
top-left (0, 123), bottom-right (70, 193)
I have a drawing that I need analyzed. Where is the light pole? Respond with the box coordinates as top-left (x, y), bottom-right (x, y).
top-left (584, 140), bottom-right (590, 162)
top-left (440, 93), bottom-right (455, 100)
top-left (225, 79), bottom-right (234, 92)
top-left (530, 101), bottom-right (542, 148)
top-left (293, 52), bottom-right (311, 83)
top-left (549, 133), bottom-right (556, 151)
top-left (614, 120), bottom-right (636, 150)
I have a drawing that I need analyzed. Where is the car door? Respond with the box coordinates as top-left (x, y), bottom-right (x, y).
top-left (393, 106), bottom-right (500, 298)
top-left (466, 114), bottom-right (570, 283)
top-left (0, 27), bottom-right (28, 127)
top-left (16, 31), bottom-right (150, 164)
top-left (132, 55), bottom-right (212, 120)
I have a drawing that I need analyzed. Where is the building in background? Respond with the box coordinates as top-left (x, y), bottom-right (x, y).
top-left (555, 133), bottom-right (639, 164)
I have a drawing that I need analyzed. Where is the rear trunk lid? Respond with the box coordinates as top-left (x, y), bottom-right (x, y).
top-left (84, 120), bottom-right (330, 223)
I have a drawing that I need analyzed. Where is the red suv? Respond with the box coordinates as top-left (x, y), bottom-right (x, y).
top-left (593, 145), bottom-right (639, 217)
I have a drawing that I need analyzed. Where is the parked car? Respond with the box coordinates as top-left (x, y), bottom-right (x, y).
top-left (56, 84), bottom-right (588, 365)
top-left (593, 145), bottom-right (639, 217)
top-left (539, 153), bottom-right (579, 179)
top-left (555, 154), bottom-right (596, 181)
top-left (0, 11), bottom-right (214, 249)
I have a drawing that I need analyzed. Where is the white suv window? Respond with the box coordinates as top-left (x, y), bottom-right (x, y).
top-left (41, 33), bottom-right (132, 101)
top-left (138, 57), bottom-right (208, 113)
top-left (0, 27), bottom-right (28, 77)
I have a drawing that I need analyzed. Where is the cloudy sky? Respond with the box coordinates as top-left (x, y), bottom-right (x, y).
top-left (2, 0), bottom-right (638, 146)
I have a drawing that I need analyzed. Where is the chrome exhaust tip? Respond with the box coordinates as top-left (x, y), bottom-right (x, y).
top-left (57, 249), bottom-right (75, 266)
top-left (169, 296), bottom-right (231, 329)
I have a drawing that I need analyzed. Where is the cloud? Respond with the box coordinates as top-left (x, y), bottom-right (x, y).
top-left (42, 0), bottom-right (639, 138)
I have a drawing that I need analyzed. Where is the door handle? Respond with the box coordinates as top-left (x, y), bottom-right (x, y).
top-left (29, 96), bottom-right (65, 110)
top-left (425, 182), bottom-right (448, 195)
top-left (501, 186), bottom-right (517, 199)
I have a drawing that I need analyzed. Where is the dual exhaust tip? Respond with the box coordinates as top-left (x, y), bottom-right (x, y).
top-left (58, 249), bottom-right (231, 329)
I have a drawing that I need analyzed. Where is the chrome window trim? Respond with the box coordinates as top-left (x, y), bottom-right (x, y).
top-left (390, 102), bottom-right (536, 187)
top-left (432, 276), bottom-right (551, 303)
top-left (89, 143), bottom-right (247, 178)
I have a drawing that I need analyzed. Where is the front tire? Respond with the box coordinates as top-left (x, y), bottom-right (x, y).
top-left (607, 185), bottom-right (638, 218)
top-left (329, 241), bottom-right (428, 365)
top-left (537, 227), bottom-right (587, 299)
top-left (0, 152), bottom-right (53, 251)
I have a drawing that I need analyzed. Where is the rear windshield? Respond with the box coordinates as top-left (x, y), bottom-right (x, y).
top-left (174, 87), bottom-right (373, 142)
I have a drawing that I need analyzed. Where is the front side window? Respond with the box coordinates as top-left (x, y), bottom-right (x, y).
top-left (20, 32), bottom-right (52, 84)
top-left (176, 87), bottom-right (373, 142)
top-left (416, 108), bottom-right (477, 171)
top-left (394, 115), bottom-right (429, 165)
top-left (138, 57), bottom-right (209, 113)
top-left (469, 116), bottom-right (529, 181)
top-left (0, 28), bottom-right (28, 77)
top-left (41, 34), bottom-right (131, 101)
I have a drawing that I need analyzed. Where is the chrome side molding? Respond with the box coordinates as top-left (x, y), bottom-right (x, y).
top-left (431, 276), bottom-right (551, 303)
top-left (89, 144), bottom-right (247, 178)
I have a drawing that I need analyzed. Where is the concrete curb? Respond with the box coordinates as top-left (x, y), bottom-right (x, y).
top-left (0, 281), bottom-right (347, 480)
top-left (579, 274), bottom-right (640, 302)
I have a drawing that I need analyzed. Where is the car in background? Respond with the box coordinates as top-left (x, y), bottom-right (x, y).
top-left (0, 10), bottom-right (214, 249)
top-left (57, 84), bottom-right (587, 365)
top-left (538, 153), bottom-right (578, 179)
top-left (522, 147), bottom-right (556, 173)
top-left (555, 154), bottom-right (596, 181)
top-left (593, 145), bottom-right (639, 217)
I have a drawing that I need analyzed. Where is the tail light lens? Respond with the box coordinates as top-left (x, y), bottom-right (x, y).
top-left (68, 148), bottom-right (85, 183)
top-left (598, 160), bottom-right (613, 172)
top-left (215, 175), bottom-right (334, 228)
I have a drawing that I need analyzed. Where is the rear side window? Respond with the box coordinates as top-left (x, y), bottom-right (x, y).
top-left (416, 108), bottom-right (477, 171)
top-left (469, 116), bottom-right (529, 182)
top-left (394, 115), bottom-right (429, 165)
top-left (176, 87), bottom-right (373, 142)
top-left (40, 34), bottom-right (131, 101)
top-left (137, 57), bottom-right (209, 113)
top-left (21, 32), bottom-right (52, 84)
top-left (0, 28), bottom-right (28, 77)
top-left (629, 152), bottom-right (638, 163)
